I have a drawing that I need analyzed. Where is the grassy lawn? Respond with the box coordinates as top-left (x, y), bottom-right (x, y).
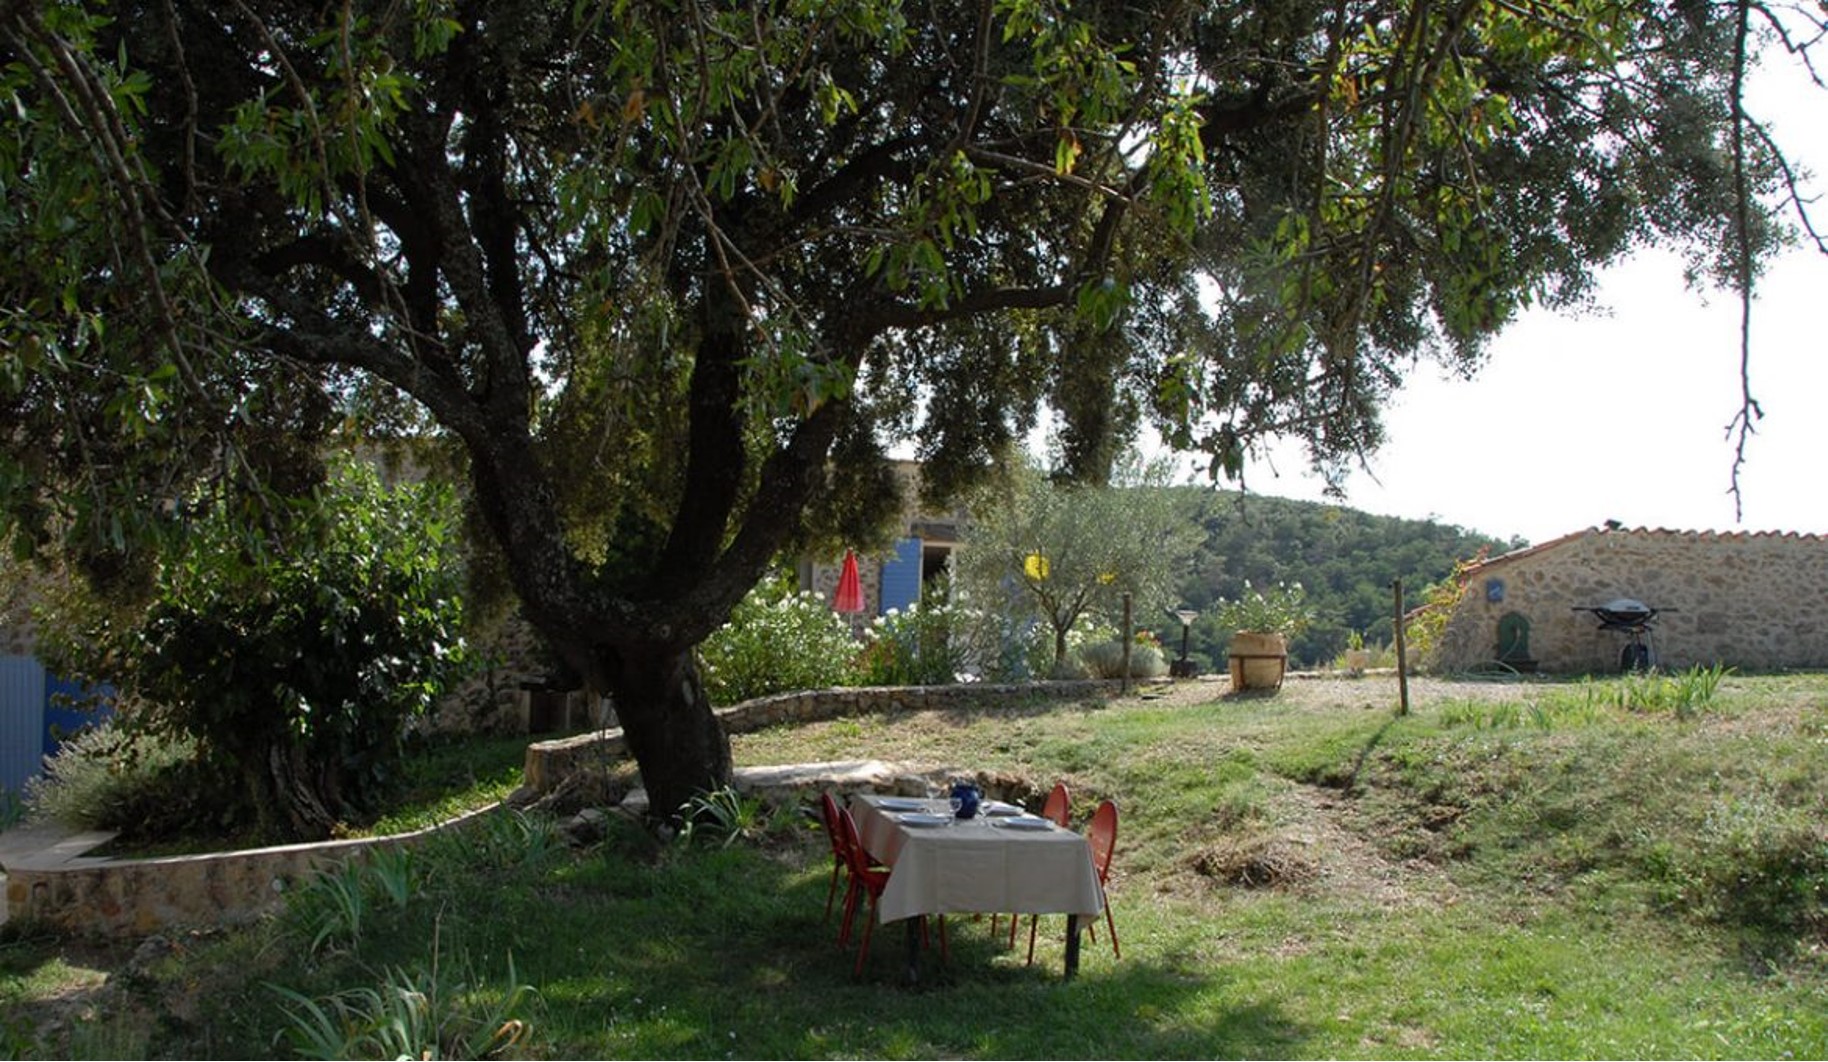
top-left (4, 671), bottom-right (1827, 1058)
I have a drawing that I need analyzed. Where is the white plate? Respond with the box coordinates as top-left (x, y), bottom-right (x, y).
top-left (992, 817), bottom-right (1054, 831)
top-left (897, 812), bottom-right (954, 827)
top-left (876, 797), bottom-right (927, 811)
top-left (982, 801), bottom-right (1023, 816)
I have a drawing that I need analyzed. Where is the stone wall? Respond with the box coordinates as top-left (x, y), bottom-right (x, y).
top-left (6, 677), bottom-right (1148, 937)
top-left (522, 679), bottom-right (1136, 796)
top-left (1434, 527), bottom-right (1828, 674)
top-left (2, 805), bottom-right (499, 938)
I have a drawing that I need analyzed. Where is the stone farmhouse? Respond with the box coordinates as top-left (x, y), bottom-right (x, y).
top-left (1432, 526), bottom-right (1828, 674)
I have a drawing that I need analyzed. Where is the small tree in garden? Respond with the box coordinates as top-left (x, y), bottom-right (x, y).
top-left (40, 461), bottom-right (468, 841)
top-left (957, 458), bottom-right (1200, 674)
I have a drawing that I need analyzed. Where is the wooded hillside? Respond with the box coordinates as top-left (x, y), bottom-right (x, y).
top-left (1154, 490), bottom-right (1525, 670)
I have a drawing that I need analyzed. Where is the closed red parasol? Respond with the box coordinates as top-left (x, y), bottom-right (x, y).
top-left (832, 549), bottom-right (865, 613)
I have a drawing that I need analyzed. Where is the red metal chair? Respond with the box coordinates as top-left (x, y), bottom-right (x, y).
top-left (835, 807), bottom-right (892, 970)
top-left (1085, 798), bottom-right (1120, 959)
top-left (1026, 795), bottom-right (1119, 965)
top-left (836, 804), bottom-right (944, 974)
top-left (1007, 781), bottom-right (1071, 950)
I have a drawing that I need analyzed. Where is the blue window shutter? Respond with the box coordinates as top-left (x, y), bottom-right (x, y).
top-left (879, 537), bottom-right (923, 614)
top-left (1, 655), bottom-right (46, 797)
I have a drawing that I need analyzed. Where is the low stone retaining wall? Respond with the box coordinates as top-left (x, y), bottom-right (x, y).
top-left (521, 678), bottom-right (1141, 796)
top-left (2, 804), bottom-right (500, 938)
top-left (4, 677), bottom-right (1150, 938)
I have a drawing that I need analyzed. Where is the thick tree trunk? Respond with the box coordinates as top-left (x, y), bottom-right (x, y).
top-left (257, 741), bottom-right (338, 841)
top-left (604, 643), bottom-right (733, 824)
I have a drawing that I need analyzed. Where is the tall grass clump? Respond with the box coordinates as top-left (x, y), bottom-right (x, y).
top-left (698, 574), bottom-right (860, 703)
top-left (1609, 664), bottom-right (1733, 718)
top-left (283, 845), bottom-right (419, 956)
top-left (271, 956), bottom-right (538, 1060)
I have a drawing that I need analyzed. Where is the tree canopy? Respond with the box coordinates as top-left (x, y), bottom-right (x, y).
top-left (1, 0), bottom-right (1820, 816)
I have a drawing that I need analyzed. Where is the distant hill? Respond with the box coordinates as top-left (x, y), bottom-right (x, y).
top-left (1151, 488), bottom-right (1525, 670)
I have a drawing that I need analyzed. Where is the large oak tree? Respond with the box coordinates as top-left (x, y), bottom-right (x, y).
top-left (1, 0), bottom-right (1819, 819)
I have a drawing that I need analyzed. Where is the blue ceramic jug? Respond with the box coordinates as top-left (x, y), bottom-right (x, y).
top-left (949, 780), bottom-right (981, 819)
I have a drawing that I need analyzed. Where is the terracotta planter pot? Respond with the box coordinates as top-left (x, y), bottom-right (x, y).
top-left (1228, 631), bottom-right (1288, 691)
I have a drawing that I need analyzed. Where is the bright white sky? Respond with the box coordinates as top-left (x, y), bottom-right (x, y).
top-left (1224, 49), bottom-right (1828, 547)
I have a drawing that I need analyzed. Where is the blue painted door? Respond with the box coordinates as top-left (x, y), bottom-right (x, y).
top-left (878, 537), bottom-right (923, 614)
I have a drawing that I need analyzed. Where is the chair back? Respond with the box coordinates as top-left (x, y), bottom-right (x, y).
top-left (836, 807), bottom-right (873, 876)
top-left (1088, 799), bottom-right (1118, 882)
top-left (819, 792), bottom-right (844, 856)
top-left (1041, 781), bottom-right (1071, 826)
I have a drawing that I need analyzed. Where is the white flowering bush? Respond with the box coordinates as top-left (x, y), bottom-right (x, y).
top-left (858, 599), bottom-right (973, 686)
top-left (698, 578), bottom-right (861, 704)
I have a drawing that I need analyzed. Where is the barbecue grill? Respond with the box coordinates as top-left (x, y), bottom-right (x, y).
top-left (1573, 598), bottom-right (1669, 671)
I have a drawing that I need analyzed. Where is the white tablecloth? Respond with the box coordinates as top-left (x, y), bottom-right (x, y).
top-left (850, 795), bottom-right (1104, 924)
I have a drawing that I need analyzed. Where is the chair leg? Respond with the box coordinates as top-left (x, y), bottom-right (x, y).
top-left (1025, 913), bottom-right (1041, 965)
top-left (838, 877), bottom-right (862, 948)
top-left (1103, 897), bottom-right (1120, 959)
top-left (825, 861), bottom-right (841, 921)
top-left (853, 896), bottom-right (877, 977)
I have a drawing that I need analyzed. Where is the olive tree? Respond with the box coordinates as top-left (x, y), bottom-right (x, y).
top-left (955, 457), bottom-right (1201, 672)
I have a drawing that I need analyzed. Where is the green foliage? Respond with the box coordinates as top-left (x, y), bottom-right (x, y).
top-left (1164, 493), bottom-right (1517, 668)
top-left (1214, 581), bottom-right (1314, 637)
top-left (1401, 554), bottom-right (1483, 671)
top-left (418, 808), bottom-right (565, 878)
top-left (1607, 665), bottom-right (1734, 719)
top-left (676, 785), bottom-right (773, 849)
top-left (283, 847), bottom-right (417, 957)
top-left (1079, 638), bottom-right (1168, 680)
top-left (698, 576), bottom-right (860, 704)
top-left (270, 958), bottom-right (538, 1061)
top-left (856, 595), bottom-right (976, 687)
top-left (956, 458), bottom-right (1200, 669)
top-left (81, 462), bottom-right (468, 839)
top-left (22, 721), bottom-right (248, 839)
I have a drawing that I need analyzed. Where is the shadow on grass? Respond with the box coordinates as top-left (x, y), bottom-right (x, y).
top-left (86, 811), bottom-right (1306, 1058)
top-left (475, 829), bottom-right (1312, 1059)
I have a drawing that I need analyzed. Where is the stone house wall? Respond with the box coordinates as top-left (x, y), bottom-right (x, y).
top-left (1433, 527), bottom-right (1828, 674)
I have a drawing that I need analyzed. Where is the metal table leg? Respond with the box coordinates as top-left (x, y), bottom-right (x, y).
top-left (904, 917), bottom-right (922, 984)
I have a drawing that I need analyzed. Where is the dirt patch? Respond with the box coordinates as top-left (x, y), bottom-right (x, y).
top-left (1179, 778), bottom-right (1458, 909)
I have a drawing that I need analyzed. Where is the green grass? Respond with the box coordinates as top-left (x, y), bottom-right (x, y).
top-left (6, 672), bottom-right (1828, 1058)
top-left (365, 732), bottom-right (531, 835)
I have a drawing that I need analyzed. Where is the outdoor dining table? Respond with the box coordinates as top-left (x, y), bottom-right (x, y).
top-left (848, 793), bottom-right (1104, 981)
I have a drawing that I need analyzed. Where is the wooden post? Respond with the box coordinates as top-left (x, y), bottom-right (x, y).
top-left (1392, 578), bottom-right (1410, 716)
top-left (1121, 592), bottom-right (1133, 695)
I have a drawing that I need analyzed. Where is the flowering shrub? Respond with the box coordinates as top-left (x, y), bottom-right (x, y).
top-left (858, 599), bottom-right (972, 686)
top-left (1214, 581), bottom-right (1314, 636)
top-left (698, 578), bottom-right (860, 704)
